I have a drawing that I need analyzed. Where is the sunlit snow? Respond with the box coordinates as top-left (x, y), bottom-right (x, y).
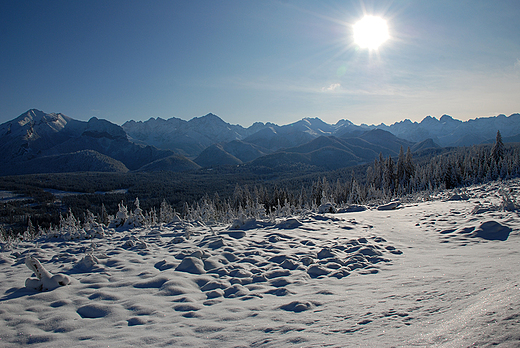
top-left (0, 179), bottom-right (519, 347)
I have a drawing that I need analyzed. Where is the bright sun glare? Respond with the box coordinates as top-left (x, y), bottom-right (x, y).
top-left (353, 16), bottom-right (389, 50)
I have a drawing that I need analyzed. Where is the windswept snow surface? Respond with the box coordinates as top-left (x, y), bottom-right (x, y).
top-left (1, 180), bottom-right (520, 347)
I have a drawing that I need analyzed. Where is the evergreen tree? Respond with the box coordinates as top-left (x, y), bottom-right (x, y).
top-left (491, 130), bottom-right (505, 163)
top-left (396, 146), bottom-right (406, 191)
top-left (383, 156), bottom-right (396, 195)
top-left (405, 147), bottom-right (415, 183)
top-left (100, 203), bottom-right (109, 226)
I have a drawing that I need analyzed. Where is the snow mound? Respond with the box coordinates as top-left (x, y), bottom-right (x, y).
top-left (74, 254), bottom-right (100, 272)
top-left (175, 257), bottom-right (206, 274)
top-left (472, 221), bottom-right (512, 241)
top-left (377, 201), bottom-right (400, 210)
top-left (318, 202), bottom-right (337, 213)
top-left (447, 193), bottom-right (469, 201)
top-left (338, 205), bottom-right (366, 213)
top-left (280, 300), bottom-right (318, 312)
top-left (25, 255), bottom-right (71, 291)
top-left (275, 218), bottom-right (303, 229)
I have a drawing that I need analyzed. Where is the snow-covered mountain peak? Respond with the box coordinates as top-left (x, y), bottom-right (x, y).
top-left (439, 114), bottom-right (461, 125)
top-left (395, 119), bottom-right (415, 125)
top-left (0, 109), bottom-right (74, 141)
top-left (335, 119), bottom-right (354, 127)
top-left (190, 113), bottom-right (226, 124)
top-left (422, 115), bottom-right (438, 123)
top-left (13, 109), bottom-right (69, 130)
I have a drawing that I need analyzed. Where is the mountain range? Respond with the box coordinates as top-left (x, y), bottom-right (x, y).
top-left (1, 109), bottom-right (518, 175)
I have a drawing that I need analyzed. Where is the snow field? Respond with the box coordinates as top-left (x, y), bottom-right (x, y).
top-left (0, 179), bottom-right (519, 347)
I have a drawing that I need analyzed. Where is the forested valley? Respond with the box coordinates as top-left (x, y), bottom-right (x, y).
top-left (1, 133), bottom-right (519, 240)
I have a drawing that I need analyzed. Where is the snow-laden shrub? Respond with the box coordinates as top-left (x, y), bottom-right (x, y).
top-left (229, 211), bottom-right (258, 230)
top-left (126, 198), bottom-right (146, 228)
top-left (269, 199), bottom-right (294, 219)
top-left (159, 200), bottom-right (182, 224)
top-left (57, 209), bottom-right (85, 240)
top-left (146, 207), bottom-right (158, 227)
top-left (122, 236), bottom-right (148, 249)
top-left (109, 202), bottom-right (129, 228)
top-left (108, 198), bottom-right (149, 229)
top-left (500, 188), bottom-right (519, 211)
top-left (0, 225), bottom-right (17, 251)
top-left (38, 209), bottom-right (108, 241)
top-left (21, 219), bottom-right (40, 241)
top-left (83, 210), bottom-right (105, 238)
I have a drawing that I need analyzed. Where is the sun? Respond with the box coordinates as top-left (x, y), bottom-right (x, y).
top-left (353, 16), bottom-right (389, 50)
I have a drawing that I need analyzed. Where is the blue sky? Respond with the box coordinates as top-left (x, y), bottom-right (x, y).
top-left (1, 0), bottom-right (519, 127)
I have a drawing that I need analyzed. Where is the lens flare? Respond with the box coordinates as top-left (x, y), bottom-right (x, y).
top-left (353, 16), bottom-right (389, 49)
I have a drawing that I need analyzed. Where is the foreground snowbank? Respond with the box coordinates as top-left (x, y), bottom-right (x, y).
top-left (0, 179), bottom-right (519, 347)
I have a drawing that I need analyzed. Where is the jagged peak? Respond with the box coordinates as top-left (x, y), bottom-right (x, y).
top-left (189, 113), bottom-right (226, 124)
top-left (394, 118), bottom-right (415, 125)
top-left (10, 109), bottom-right (71, 131)
top-left (16, 109), bottom-right (49, 123)
top-left (302, 116), bottom-right (326, 123)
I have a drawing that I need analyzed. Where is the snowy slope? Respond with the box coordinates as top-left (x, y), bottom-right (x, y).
top-left (1, 179), bottom-right (519, 347)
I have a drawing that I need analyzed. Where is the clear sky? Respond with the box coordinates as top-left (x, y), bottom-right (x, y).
top-left (1, 0), bottom-right (519, 127)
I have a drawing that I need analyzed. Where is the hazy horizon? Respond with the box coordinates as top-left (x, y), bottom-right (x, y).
top-left (8, 108), bottom-right (520, 129)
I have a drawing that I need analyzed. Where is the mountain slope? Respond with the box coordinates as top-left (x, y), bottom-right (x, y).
top-left (247, 130), bottom-right (412, 170)
top-left (0, 109), bottom-right (192, 175)
top-left (194, 144), bottom-right (243, 167)
top-left (136, 155), bottom-right (201, 172)
top-left (0, 150), bottom-right (129, 175)
top-left (0, 109), bottom-right (84, 161)
top-left (221, 140), bottom-right (268, 163)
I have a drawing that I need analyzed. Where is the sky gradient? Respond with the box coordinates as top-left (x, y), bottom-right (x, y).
top-left (1, 0), bottom-right (519, 126)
